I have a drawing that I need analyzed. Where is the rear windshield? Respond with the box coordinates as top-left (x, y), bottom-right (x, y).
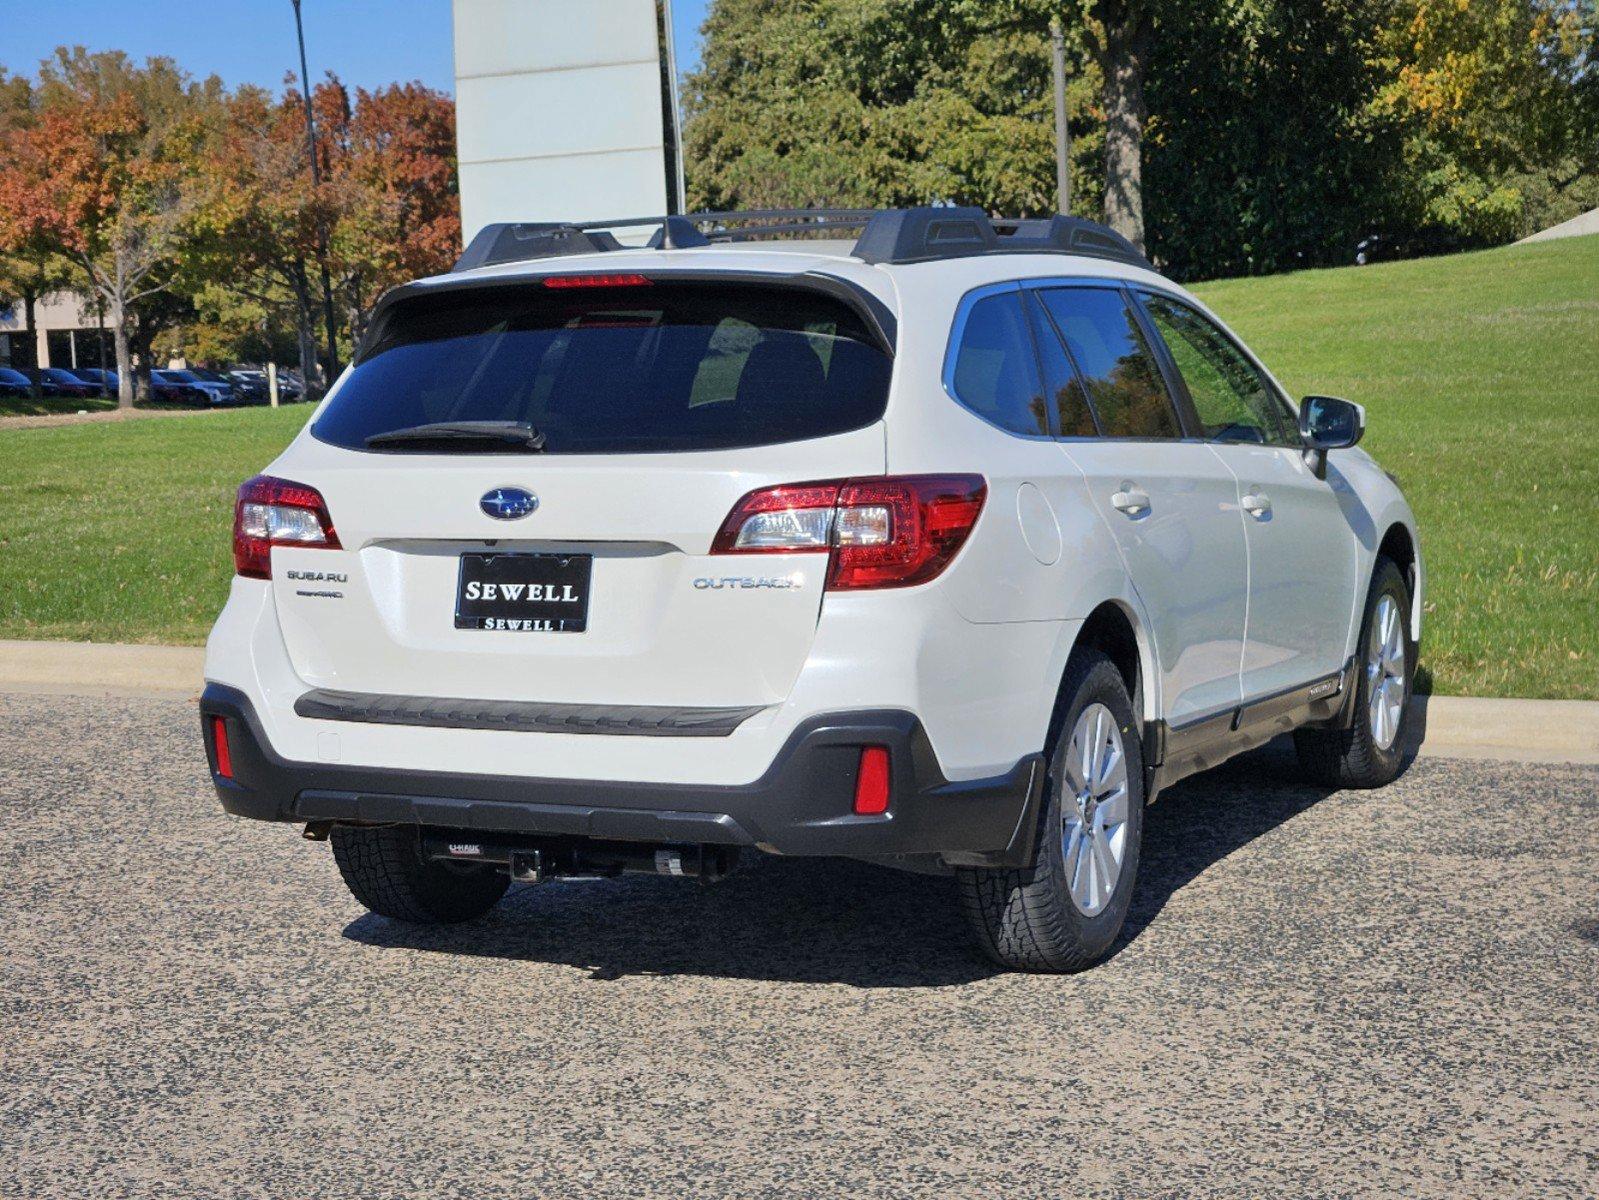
top-left (313, 281), bottom-right (893, 455)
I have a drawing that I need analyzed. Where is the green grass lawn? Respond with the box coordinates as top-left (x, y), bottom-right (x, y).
top-left (1, 236), bottom-right (1595, 696)
top-left (0, 392), bottom-right (120, 418)
top-left (1192, 235), bottom-right (1598, 699)
top-left (0, 393), bottom-right (236, 418)
top-left (0, 407), bottom-right (310, 645)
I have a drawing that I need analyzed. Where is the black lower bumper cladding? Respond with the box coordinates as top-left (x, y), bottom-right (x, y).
top-left (200, 684), bottom-right (1044, 869)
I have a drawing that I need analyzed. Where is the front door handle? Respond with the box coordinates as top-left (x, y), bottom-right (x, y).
top-left (1111, 485), bottom-right (1151, 515)
top-left (1242, 491), bottom-right (1272, 518)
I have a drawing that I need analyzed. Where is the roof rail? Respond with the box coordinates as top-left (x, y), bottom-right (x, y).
top-left (452, 208), bottom-right (1151, 273)
top-left (851, 207), bottom-right (1150, 269)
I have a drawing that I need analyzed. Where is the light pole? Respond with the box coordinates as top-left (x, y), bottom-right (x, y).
top-left (291, 0), bottom-right (341, 387)
top-left (1050, 18), bottom-right (1071, 216)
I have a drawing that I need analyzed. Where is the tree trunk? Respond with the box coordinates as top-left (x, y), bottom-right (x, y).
top-left (131, 330), bottom-right (155, 403)
top-left (1099, 7), bottom-right (1151, 252)
top-left (291, 259), bottom-right (319, 397)
top-left (111, 300), bottom-right (134, 409)
top-left (22, 291), bottom-right (37, 370)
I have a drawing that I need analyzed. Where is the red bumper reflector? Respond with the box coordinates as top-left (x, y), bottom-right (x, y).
top-left (211, 716), bottom-right (234, 780)
top-left (853, 746), bottom-right (891, 815)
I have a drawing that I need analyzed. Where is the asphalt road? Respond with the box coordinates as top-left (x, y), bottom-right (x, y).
top-left (2, 691), bottom-right (1596, 1199)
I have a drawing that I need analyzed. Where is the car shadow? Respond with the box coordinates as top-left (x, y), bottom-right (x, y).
top-left (1111, 738), bottom-right (1341, 957)
top-left (342, 737), bottom-right (1377, 987)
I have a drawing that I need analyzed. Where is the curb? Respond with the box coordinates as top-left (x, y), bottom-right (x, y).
top-left (1, 639), bottom-right (1596, 766)
top-left (1400, 694), bottom-right (1599, 765)
top-left (0, 639), bottom-right (205, 699)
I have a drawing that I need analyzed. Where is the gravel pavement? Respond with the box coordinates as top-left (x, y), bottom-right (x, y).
top-left (2, 690), bottom-right (1596, 1198)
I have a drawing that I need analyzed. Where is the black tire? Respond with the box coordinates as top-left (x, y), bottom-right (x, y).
top-left (957, 649), bottom-right (1145, 973)
top-left (1294, 556), bottom-right (1414, 789)
top-left (330, 824), bottom-right (509, 923)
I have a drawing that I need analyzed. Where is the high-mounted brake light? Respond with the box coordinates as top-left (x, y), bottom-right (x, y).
top-left (541, 273), bottom-right (652, 289)
top-left (233, 474), bottom-right (341, 579)
top-left (711, 474), bottom-right (986, 590)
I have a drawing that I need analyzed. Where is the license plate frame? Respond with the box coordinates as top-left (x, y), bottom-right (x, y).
top-left (454, 552), bottom-right (593, 633)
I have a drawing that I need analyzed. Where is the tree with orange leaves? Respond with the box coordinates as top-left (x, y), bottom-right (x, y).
top-left (0, 50), bottom-right (218, 407)
top-left (190, 75), bottom-right (459, 377)
top-left (310, 77), bottom-right (461, 348)
top-left (190, 81), bottom-right (333, 392)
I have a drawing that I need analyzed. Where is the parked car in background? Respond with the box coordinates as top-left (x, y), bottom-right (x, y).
top-left (36, 367), bottom-right (101, 399)
top-left (223, 366), bottom-right (308, 404)
top-left (1354, 229), bottom-right (1467, 266)
top-left (14, 366), bottom-right (93, 398)
top-left (189, 368), bottom-right (234, 390)
top-left (0, 367), bottom-right (35, 399)
top-left (270, 368), bottom-right (308, 401)
top-left (68, 367), bottom-right (120, 395)
top-left (152, 369), bottom-right (234, 405)
top-left (226, 370), bottom-right (270, 404)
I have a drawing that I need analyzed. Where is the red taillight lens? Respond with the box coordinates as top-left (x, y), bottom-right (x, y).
top-left (854, 746), bottom-right (891, 815)
top-left (542, 273), bottom-right (652, 288)
top-left (711, 474), bottom-right (986, 590)
top-left (831, 476), bottom-right (987, 590)
top-left (210, 715), bottom-right (233, 779)
top-left (233, 474), bottom-right (341, 579)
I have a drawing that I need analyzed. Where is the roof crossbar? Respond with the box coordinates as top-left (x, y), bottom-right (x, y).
top-left (452, 207), bottom-right (1151, 273)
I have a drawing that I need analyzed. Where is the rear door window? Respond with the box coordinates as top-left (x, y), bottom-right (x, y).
top-left (1035, 288), bottom-right (1181, 439)
top-left (1023, 290), bottom-right (1099, 438)
top-left (313, 281), bottom-right (892, 455)
top-left (946, 290), bottom-right (1050, 437)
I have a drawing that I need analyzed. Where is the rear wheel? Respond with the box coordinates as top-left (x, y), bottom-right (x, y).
top-left (331, 825), bottom-right (508, 923)
top-left (1294, 556), bottom-right (1414, 788)
top-left (958, 650), bottom-right (1145, 972)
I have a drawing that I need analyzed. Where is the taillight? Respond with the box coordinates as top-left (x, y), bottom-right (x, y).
top-left (233, 474), bottom-right (341, 579)
top-left (711, 474), bottom-right (986, 590)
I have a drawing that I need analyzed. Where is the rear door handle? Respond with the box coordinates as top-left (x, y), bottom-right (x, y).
top-left (1242, 491), bottom-right (1272, 518)
top-left (1111, 485), bottom-right (1151, 515)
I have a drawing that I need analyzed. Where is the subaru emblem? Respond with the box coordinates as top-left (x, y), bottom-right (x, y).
top-left (480, 487), bottom-right (538, 520)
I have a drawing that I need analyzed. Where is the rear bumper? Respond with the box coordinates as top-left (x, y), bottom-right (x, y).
top-left (200, 683), bottom-right (1044, 868)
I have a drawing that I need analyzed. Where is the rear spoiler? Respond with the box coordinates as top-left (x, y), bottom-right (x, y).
top-left (355, 269), bottom-right (898, 364)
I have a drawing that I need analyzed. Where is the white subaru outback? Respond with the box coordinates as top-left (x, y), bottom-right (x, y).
top-left (201, 208), bottom-right (1422, 972)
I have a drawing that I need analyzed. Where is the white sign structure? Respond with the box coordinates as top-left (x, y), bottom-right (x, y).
top-left (452, 0), bottom-right (684, 245)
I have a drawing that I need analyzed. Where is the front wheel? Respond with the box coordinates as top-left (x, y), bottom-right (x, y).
top-left (1294, 556), bottom-right (1415, 788)
top-left (958, 650), bottom-right (1145, 972)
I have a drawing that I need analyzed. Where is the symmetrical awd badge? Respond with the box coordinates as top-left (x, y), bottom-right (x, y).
top-left (480, 487), bottom-right (538, 520)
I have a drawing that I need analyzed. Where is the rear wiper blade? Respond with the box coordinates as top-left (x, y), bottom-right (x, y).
top-left (365, 421), bottom-right (547, 451)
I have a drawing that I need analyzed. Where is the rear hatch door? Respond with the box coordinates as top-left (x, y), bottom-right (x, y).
top-left (269, 273), bottom-right (893, 710)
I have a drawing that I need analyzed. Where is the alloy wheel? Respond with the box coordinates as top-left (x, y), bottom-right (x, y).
top-left (1367, 593), bottom-right (1407, 750)
top-left (1060, 702), bottom-right (1131, 917)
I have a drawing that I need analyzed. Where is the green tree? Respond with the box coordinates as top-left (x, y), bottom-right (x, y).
top-left (683, 1), bottom-right (1102, 217)
top-left (1144, 0), bottom-right (1406, 277)
top-left (683, 0), bottom-right (1596, 275)
top-left (1375, 0), bottom-right (1599, 240)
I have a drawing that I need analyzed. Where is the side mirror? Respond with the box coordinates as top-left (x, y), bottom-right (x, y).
top-left (1299, 395), bottom-right (1365, 479)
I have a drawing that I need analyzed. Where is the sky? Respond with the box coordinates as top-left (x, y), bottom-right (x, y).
top-left (2, 0), bottom-right (712, 95)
